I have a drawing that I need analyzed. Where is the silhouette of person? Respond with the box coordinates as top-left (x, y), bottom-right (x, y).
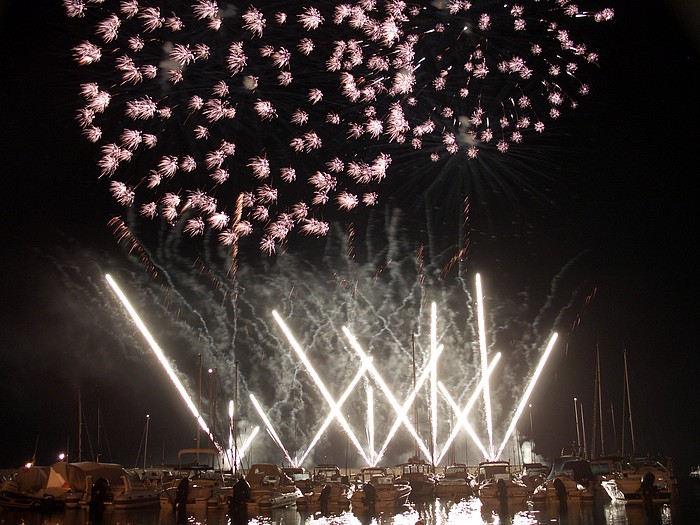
top-left (88, 477), bottom-right (110, 524)
top-left (229, 475), bottom-right (251, 524)
top-left (319, 483), bottom-right (331, 515)
top-left (362, 481), bottom-right (376, 515)
top-left (175, 476), bottom-right (190, 524)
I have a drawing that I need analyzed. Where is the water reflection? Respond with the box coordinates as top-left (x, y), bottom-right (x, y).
top-left (0, 498), bottom-right (685, 525)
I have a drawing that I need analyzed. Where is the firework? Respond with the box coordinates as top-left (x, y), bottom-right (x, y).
top-left (64, 0), bottom-right (612, 255)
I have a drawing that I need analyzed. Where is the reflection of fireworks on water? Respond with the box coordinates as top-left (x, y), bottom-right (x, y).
top-left (84, 207), bottom-right (589, 465)
top-left (63, 0), bottom-right (612, 255)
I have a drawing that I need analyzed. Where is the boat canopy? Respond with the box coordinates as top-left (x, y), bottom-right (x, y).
top-left (11, 465), bottom-right (50, 493)
top-left (47, 462), bottom-right (127, 492)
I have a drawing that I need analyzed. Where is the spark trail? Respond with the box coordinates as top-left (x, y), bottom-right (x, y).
top-left (85, 207), bottom-right (580, 466)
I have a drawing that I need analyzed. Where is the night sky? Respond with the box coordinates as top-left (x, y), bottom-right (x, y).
top-left (0, 0), bottom-right (698, 481)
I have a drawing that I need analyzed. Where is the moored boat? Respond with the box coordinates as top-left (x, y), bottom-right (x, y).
top-left (349, 466), bottom-right (411, 513)
top-left (475, 461), bottom-right (528, 507)
top-left (159, 449), bottom-right (233, 510)
top-left (304, 464), bottom-right (352, 511)
top-left (533, 457), bottom-right (595, 505)
top-left (395, 456), bottom-right (436, 500)
top-left (434, 463), bottom-right (474, 502)
top-left (244, 463), bottom-right (300, 513)
top-left (0, 464), bottom-right (61, 510)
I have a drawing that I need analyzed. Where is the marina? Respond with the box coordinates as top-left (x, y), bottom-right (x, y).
top-left (2, 459), bottom-right (699, 524)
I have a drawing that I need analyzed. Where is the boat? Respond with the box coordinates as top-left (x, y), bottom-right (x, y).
top-left (434, 463), bottom-right (474, 501)
top-left (518, 462), bottom-right (549, 497)
top-left (112, 470), bottom-right (160, 509)
top-left (303, 464), bottom-right (352, 511)
top-left (395, 456), bottom-right (436, 500)
top-left (244, 463), bottom-right (300, 513)
top-left (0, 464), bottom-right (63, 510)
top-left (349, 466), bottom-right (411, 513)
top-left (690, 466), bottom-right (700, 479)
top-left (474, 461), bottom-right (528, 507)
top-left (533, 456), bottom-right (595, 505)
top-left (159, 449), bottom-right (233, 509)
top-left (282, 466), bottom-right (313, 509)
top-left (621, 457), bottom-right (677, 504)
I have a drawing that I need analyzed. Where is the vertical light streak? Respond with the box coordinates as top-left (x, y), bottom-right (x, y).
top-left (343, 326), bottom-right (433, 462)
top-left (272, 311), bottom-right (371, 465)
top-left (437, 383), bottom-right (489, 459)
top-left (249, 394), bottom-right (296, 466)
top-left (475, 273), bottom-right (494, 459)
top-left (430, 302), bottom-right (438, 466)
top-left (298, 358), bottom-right (371, 466)
top-left (368, 386), bottom-right (375, 466)
top-left (375, 344), bottom-right (444, 464)
top-left (105, 274), bottom-right (221, 453)
top-left (495, 333), bottom-right (558, 460)
top-left (436, 352), bottom-right (501, 464)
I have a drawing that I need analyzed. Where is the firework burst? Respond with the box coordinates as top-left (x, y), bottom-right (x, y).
top-left (64, 0), bottom-right (612, 255)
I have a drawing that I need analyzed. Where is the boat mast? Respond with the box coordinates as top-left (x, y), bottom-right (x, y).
top-left (96, 386), bottom-right (101, 462)
top-left (78, 387), bottom-right (83, 462)
top-left (623, 349), bottom-right (636, 456)
top-left (412, 333), bottom-right (419, 460)
top-left (573, 397), bottom-right (581, 452)
top-left (233, 360), bottom-right (239, 476)
top-left (597, 345), bottom-right (605, 456)
top-left (580, 404), bottom-right (588, 460)
top-left (144, 414), bottom-right (150, 470)
top-left (196, 353), bottom-right (202, 455)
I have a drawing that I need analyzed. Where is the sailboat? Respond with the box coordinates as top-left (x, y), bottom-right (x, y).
top-left (395, 335), bottom-right (436, 500)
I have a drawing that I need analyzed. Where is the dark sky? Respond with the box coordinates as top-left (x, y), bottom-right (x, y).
top-left (0, 0), bottom-right (698, 478)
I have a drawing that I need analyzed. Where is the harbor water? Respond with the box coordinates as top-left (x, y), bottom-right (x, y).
top-left (2, 480), bottom-right (699, 525)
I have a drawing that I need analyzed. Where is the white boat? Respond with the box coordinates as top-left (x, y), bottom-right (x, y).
top-left (112, 471), bottom-right (160, 509)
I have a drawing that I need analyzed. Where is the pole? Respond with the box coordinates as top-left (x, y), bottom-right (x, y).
top-left (574, 398), bottom-right (581, 451)
top-left (197, 354), bottom-right (202, 454)
top-left (624, 350), bottom-right (636, 455)
top-left (234, 360), bottom-right (239, 475)
top-left (144, 414), bottom-right (150, 471)
top-left (529, 404), bottom-right (534, 463)
top-left (97, 386), bottom-right (101, 462)
top-left (580, 405), bottom-right (588, 460)
top-left (78, 387), bottom-right (83, 462)
top-left (597, 347), bottom-right (605, 456)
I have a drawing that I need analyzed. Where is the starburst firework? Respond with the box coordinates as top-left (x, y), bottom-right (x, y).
top-left (64, 0), bottom-right (612, 255)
